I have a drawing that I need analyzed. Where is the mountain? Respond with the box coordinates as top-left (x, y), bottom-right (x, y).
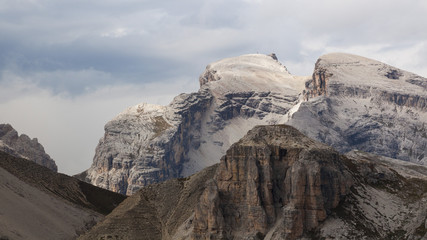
top-left (85, 54), bottom-right (308, 195)
top-left (0, 123), bottom-right (58, 171)
top-left (85, 53), bottom-right (427, 195)
top-left (78, 125), bottom-right (427, 239)
top-left (289, 53), bottom-right (427, 164)
top-left (4, 53), bottom-right (426, 238)
top-left (0, 151), bottom-right (126, 240)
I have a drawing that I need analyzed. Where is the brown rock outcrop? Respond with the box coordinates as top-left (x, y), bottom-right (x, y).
top-left (193, 125), bottom-right (352, 240)
top-left (304, 60), bottom-right (332, 100)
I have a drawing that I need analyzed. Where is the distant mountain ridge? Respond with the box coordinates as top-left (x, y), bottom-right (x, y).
top-left (84, 53), bottom-right (427, 195)
top-left (0, 123), bottom-right (58, 171)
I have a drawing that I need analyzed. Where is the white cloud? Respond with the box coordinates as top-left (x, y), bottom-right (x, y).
top-left (101, 28), bottom-right (132, 38)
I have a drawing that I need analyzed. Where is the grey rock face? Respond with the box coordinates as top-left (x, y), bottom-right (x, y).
top-left (88, 92), bottom-right (213, 195)
top-left (86, 54), bottom-right (307, 195)
top-left (0, 124), bottom-right (57, 171)
top-left (289, 53), bottom-right (427, 164)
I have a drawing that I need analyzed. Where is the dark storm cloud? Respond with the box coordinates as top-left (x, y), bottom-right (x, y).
top-left (0, 0), bottom-right (257, 95)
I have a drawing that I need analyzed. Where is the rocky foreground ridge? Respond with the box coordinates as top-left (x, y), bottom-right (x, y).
top-left (79, 125), bottom-right (427, 240)
top-left (0, 151), bottom-right (126, 240)
top-left (85, 53), bottom-right (427, 195)
top-left (0, 123), bottom-right (57, 171)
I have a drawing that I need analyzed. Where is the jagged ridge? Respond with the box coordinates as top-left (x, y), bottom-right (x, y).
top-left (0, 151), bottom-right (127, 240)
top-left (0, 123), bottom-right (58, 171)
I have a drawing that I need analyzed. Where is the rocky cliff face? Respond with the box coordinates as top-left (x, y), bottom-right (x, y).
top-left (193, 125), bottom-right (352, 239)
top-left (86, 52), bottom-right (427, 195)
top-left (290, 53), bottom-right (427, 164)
top-left (86, 54), bottom-right (308, 195)
top-left (0, 123), bottom-right (57, 171)
top-left (80, 125), bottom-right (427, 239)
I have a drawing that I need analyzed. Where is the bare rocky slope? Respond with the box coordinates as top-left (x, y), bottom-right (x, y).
top-left (79, 125), bottom-right (427, 240)
top-left (85, 53), bottom-right (427, 195)
top-left (78, 164), bottom-right (218, 240)
top-left (0, 123), bottom-right (58, 171)
top-left (0, 151), bottom-right (126, 240)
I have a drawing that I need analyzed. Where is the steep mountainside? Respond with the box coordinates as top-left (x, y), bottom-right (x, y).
top-left (79, 125), bottom-right (427, 240)
top-left (86, 54), bottom-right (308, 195)
top-left (323, 150), bottom-right (427, 239)
top-left (0, 123), bottom-right (58, 171)
top-left (289, 53), bottom-right (427, 164)
top-left (85, 53), bottom-right (427, 195)
top-left (193, 125), bottom-right (352, 239)
top-left (0, 151), bottom-right (126, 240)
top-left (78, 164), bottom-right (218, 240)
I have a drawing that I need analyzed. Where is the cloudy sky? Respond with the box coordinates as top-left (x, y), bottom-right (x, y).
top-left (1, 0), bottom-right (426, 174)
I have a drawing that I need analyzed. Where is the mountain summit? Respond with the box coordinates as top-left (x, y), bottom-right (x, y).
top-left (84, 53), bottom-right (427, 195)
